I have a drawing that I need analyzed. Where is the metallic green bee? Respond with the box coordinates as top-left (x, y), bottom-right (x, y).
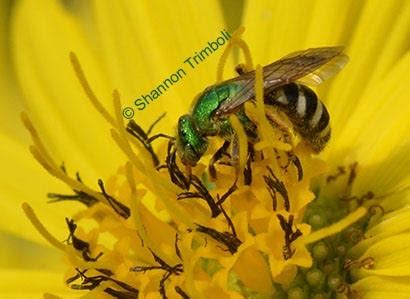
top-left (176, 47), bottom-right (349, 176)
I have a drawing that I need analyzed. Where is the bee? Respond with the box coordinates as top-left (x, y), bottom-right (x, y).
top-left (176, 47), bottom-right (349, 176)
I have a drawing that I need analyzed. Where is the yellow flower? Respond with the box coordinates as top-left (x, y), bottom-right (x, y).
top-left (1, 0), bottom-right (409, 298)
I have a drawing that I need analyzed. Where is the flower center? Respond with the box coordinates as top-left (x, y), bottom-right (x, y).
top-left (21, 27), bottom-right (377, 299)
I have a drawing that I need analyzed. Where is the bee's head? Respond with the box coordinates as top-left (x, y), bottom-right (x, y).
top-left (176, 115), bottom-right (208, 166)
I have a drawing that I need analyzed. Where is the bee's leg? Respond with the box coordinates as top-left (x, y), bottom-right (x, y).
top-left (265, 112), bottom-right (293, 145)
top-left (209, 140), bottom-right (230, 180)
top-left (127, 118), bottom-right (175, 167)
top-left (125, 113), bottom-right (170, 166)
top-left (265, 113), bottom-right (303, 181)
top-left (146, 133), bottom-right (174, 144)
top-left (146, 112), bottom-right (167, 135)
top-left (166, 140), bottom-right (190, 190)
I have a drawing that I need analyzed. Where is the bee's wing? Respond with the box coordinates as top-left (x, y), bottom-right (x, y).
top-left (214, 47), bottom-right (349, 117)
top-left (294, 49), bottom-right (349, 86)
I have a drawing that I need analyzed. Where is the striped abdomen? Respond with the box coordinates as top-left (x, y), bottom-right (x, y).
top-left (264, 83), bottom-right (331, 152)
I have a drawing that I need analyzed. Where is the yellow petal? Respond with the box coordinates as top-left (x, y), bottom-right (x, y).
top-left (92, 0), bottom-right (226, 91)
top-left (327, 53), bottom-right (410, 195)
top-left (0, 1), bottom-right (25, 142)
top-left (12, 0), bottom-right (123, 180)
top-left (303, 1), bottom-right (364, 47)
top-left (358, 292), bottom-right (410, 299)
top-left (243, 0), bottom-right (315, 63)
top-left (232, 247), bottom-right (274, 294)
top-left (12, 0), bottom-right (233, 181)
top-left (0, 132), bottom-right (81, 245)
top-left (91, 0), bottom-right (232, 133)
top-left (352, 276), bottom-right (410, 298)
top-left (350, 206), bottom-right (410, 257)
top-left (327, 0), bottom-right (410, 132)
top-left (354, 233), bottom-right (410, 278)
top-left (0, 231), bottom-right (64, 271)
top-left (0, 269), bottom-right (76, 297)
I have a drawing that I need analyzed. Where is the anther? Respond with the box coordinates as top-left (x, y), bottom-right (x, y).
top-left (326, 166), bottom-right (346, 183)
top-left (347, 162), bottom-right (358, 186)
top-left (277, 214), bottom-right (302, 259)
top-left (360, 257), bottom-right (375, 269)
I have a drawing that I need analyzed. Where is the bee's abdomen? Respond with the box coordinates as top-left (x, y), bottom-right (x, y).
top-left (264, 83), bottom-right (331, 152)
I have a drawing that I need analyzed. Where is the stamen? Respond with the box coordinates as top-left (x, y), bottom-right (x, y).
top-left (343, 257), bottom-right (374, 270)
top-left (112, 89), bottom-right (126, 129)
top-left (229, 115), bottom-right (248, 177)
top-left (125, 162), bottom-right (177, 265)
top-left (111, 91), bottom-right (150, 172)
top-left (112, 128), bottom-right (165, 190)
top-left (29, 144), bottom-right (119, 212)
top-left (178, 175), bottom-right (221, 217)
top-left (253, 65), bottom-right (291, 155)
top-left (347, 162), bottom-right (358, 186)
top-left (47, 172), bottom-right (99, 207)
top-left (175, 286), bottom-right (190, 299)
top-left (216, 26), bottom-right (253, 82)
top-left (277, 214), bottom-right (302, 259)
top-left (22, 202), bottom-right (67, 251)
top-left (233, 38), bottom-right (254, 71)
top-left (218, 201), bottom-right (237, 237)
top-left (264, 166), bottom-right (290, 211)
top-left (117, 129), bottom-right (193, 226)
top-left (22, 115), bottom-right (125, 214)
top-left (115, 91), bottom-right (167, 174)
top-left (65, 218), bottom-right (103, 261)
top-left (130, 250), bottom-right (183, 297)
top-left (97, 179), bottom-right (130, 218)
top-left (336, 283), bottom-right (361, 298)
top-left (303, 207), bottom-right (367, 245)
top-left (23, 28), bottom-right (376, 298)
top-left (346, 227), bottom-right (366, 244)
top-left (368, 203), bottom-right (384, 216)
top-left (69, 52), bottom-right (116, 126)
top-left (21, 113), bottom-right (59, 171)
top-left (195, 223), bottom-right (242, 254)
top-left (326, 166), bottom-right (346, 183)
top-left (111, 128), bottom-right (146, 173)
top-left (29, 145), bottom-right (53, 172)
top-left (110, 107), bottom-right (181, 197)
